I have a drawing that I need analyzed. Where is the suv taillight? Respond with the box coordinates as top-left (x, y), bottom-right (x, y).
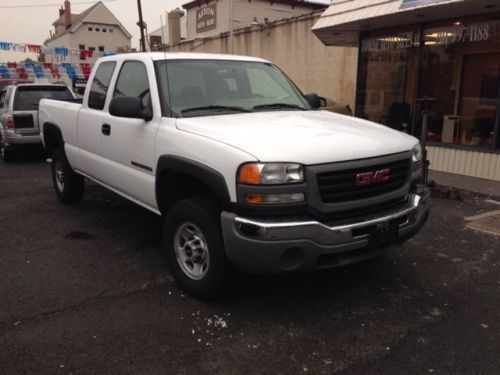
top-left (6, 117), bottom-right (14, 130)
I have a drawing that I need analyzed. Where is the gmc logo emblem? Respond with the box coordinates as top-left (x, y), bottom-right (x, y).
top-left (356, 169), bottom-right (390, 186)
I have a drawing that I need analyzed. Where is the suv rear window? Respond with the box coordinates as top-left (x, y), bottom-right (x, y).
top-left (13, 86), bottom-right (73, 111)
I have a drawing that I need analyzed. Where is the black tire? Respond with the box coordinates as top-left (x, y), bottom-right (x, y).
top-left (51, 149), bottom-right (84, 204)
top-left (163, 197), bottom-right (230, 300)
top-left (0, 140), bottom-right (14, 162)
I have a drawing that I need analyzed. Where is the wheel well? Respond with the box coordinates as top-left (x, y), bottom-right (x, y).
top-left (157, 170), bottom-right (221, 215)
top-left (43, 124), bottom-right (64, 156)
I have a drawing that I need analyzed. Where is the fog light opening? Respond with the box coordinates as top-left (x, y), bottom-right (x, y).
top-left (280, 247), bottom-right (305, 271)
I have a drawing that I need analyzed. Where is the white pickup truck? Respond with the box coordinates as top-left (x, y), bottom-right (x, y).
top-left (39, 53), bottom-right (429, 299)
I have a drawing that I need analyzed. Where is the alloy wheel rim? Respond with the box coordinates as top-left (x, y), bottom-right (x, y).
top-left (174, 222), bottom-right (209, 280)
top-left (55, 161), bottom-right (65, 192)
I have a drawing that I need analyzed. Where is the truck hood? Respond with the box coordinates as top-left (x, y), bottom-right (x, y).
top-left (175, 110), bottom-right (418, 165)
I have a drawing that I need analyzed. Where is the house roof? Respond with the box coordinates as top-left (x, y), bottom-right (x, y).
top-left (182, 0), bottom-right (327, 10)
top-left (45, 1), bottom-right (132, 44)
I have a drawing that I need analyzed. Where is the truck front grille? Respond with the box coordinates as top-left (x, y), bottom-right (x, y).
top-left (317, 158), bottom-right (410, 203)
top-left (323, 196), bottom-right (408, 225)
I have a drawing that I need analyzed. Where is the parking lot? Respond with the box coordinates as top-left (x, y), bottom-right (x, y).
top-left (1, 156), bottom-right (500, 374)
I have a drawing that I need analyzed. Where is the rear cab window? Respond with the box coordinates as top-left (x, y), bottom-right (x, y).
top-left (13, 86), bottom-right (73, 111)
top-left (88, 61), bottom-right (116, 110)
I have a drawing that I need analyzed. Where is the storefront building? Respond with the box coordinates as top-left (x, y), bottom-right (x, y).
top-left (313, 0), bottom-right (500, 181)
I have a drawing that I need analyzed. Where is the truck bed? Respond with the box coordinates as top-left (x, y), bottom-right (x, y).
top-left (38, 98), bottom-right (82, 150)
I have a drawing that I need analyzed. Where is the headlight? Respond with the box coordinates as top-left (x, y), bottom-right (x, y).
top-left (411, 143), bottom-right (423, 180)
top-left (412, 143), bottom-right (422, 163)
top-left (238, 163), bottom-right (304, 185)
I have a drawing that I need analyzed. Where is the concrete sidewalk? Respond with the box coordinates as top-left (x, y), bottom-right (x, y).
top-left (428, 170), bottom-right (500, 198)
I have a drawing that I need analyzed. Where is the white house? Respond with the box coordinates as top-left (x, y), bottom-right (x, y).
top-left (44, 0), bottom-right (132, 63)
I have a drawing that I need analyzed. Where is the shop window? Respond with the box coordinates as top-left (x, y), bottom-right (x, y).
top-left (357, 19), bottom-right (500, 151)
top-left (79, 44), bottom-right (85, 50)
top-left (419, 20), bottom-right (500, 149)
top-left (356, 30), bottom-right (420, 132)
top-left (98, 46), bottom-right (105, 52)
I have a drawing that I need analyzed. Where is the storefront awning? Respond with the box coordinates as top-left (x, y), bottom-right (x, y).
top-left (312, 0), bottom-right (498, 46)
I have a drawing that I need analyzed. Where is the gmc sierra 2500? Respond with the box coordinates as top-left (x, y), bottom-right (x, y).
top-left (39, 53), bottom-right (429, 299)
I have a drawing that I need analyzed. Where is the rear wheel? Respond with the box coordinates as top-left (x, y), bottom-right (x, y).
top-left (163, 197), bottom-right (230, 300)
top-left (51, 149), bottom-right (84, 204)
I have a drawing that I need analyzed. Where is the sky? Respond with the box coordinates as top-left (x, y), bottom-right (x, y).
top-left (0, 0), bottom-right (330, 62)
top-left (0, 0), bottom-right (332, 63)
top-left (0, 0), bottom-right (186, 62)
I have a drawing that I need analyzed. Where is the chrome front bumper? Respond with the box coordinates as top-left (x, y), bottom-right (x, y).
top-left (221, 191), bottom-right (430, 273)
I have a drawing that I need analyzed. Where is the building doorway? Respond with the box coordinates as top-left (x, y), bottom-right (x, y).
top-left (458, 53), bottom-right (500, 148)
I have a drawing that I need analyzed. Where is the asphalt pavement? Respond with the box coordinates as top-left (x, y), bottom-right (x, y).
top-left (1, 154), bottom-right (499, 374)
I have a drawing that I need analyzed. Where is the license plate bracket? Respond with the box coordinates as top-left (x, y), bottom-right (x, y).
top-left (369, 220), bottom-right (399, 246)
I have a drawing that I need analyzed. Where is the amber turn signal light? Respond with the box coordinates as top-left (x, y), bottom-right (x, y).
top-left (244, 194), bottom-right (263, 204)
top-left (238, 164), bottom-right (261, 185)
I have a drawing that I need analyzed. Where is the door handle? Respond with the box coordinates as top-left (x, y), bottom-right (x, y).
top-left (101, 123), bottom-right (111, 136)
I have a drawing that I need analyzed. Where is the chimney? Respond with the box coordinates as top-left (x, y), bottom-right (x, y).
top-left (168, 8), bottom-right (184, 46)
top-left (59, 6), bottom-right (64, 17)
top-left (64, 0), bottom-right (72, 29)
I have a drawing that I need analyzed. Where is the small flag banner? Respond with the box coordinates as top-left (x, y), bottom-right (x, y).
top-left (0, 61), bottom-right (94, 81)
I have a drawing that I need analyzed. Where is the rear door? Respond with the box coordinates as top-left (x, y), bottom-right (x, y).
top-left (75, 61), bottom-right (117, 179)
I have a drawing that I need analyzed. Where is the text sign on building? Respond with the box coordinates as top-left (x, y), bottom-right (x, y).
top-left (400, 0), bottom-right (456, 9)
top-left (196, 4), bottom-right (217, 33)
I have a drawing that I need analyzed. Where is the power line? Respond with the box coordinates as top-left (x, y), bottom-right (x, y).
top-left (0, 0), bottom-right (116, 9)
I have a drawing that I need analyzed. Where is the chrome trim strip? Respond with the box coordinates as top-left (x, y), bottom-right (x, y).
top-left (235, 194), bottom-right (425, 233)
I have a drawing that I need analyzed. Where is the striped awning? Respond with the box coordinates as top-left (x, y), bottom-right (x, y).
top-left (312, 0), bottom-right (496, 46)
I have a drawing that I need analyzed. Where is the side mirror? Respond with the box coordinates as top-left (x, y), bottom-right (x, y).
top-left (304, 93), bottom-right (327, 109)
top-left (109, 96), bottom-right (153, 121)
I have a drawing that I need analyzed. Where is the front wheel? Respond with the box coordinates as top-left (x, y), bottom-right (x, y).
top-left (51, 149), bottom-right (85, 204)
top-left (163, 197), bottom-right (230, 300)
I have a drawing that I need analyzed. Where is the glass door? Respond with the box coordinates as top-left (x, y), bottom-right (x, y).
top-left (458, 53), bottom-right (500, 148)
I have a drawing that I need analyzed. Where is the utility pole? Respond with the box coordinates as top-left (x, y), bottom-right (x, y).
top-left (229, 0), bottom-right (234, 54)
top-left (137, 0), bottom-right (146, 52)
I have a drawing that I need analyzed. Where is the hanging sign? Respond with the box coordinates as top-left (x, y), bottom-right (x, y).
top-left (361, 31), bottom-right (420, 53)
top-left (196, 4), bottom-right (217, 33)
top-left (425, 22), bottom-right (490, 45)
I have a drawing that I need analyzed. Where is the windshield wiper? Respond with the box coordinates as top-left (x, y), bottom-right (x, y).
top-left (181, 105), bottom-right (251, 115)
top-left (253, 103), bottom-right (308, 111)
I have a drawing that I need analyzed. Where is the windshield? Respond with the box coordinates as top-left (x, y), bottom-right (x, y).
top-left (155, 60), bottom-right (310, 117)
top-left (14, 86), bottom-right (73, 111)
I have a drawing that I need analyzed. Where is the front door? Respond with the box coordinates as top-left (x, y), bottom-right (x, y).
top-left (99, 60), bottom-right (159, 209)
